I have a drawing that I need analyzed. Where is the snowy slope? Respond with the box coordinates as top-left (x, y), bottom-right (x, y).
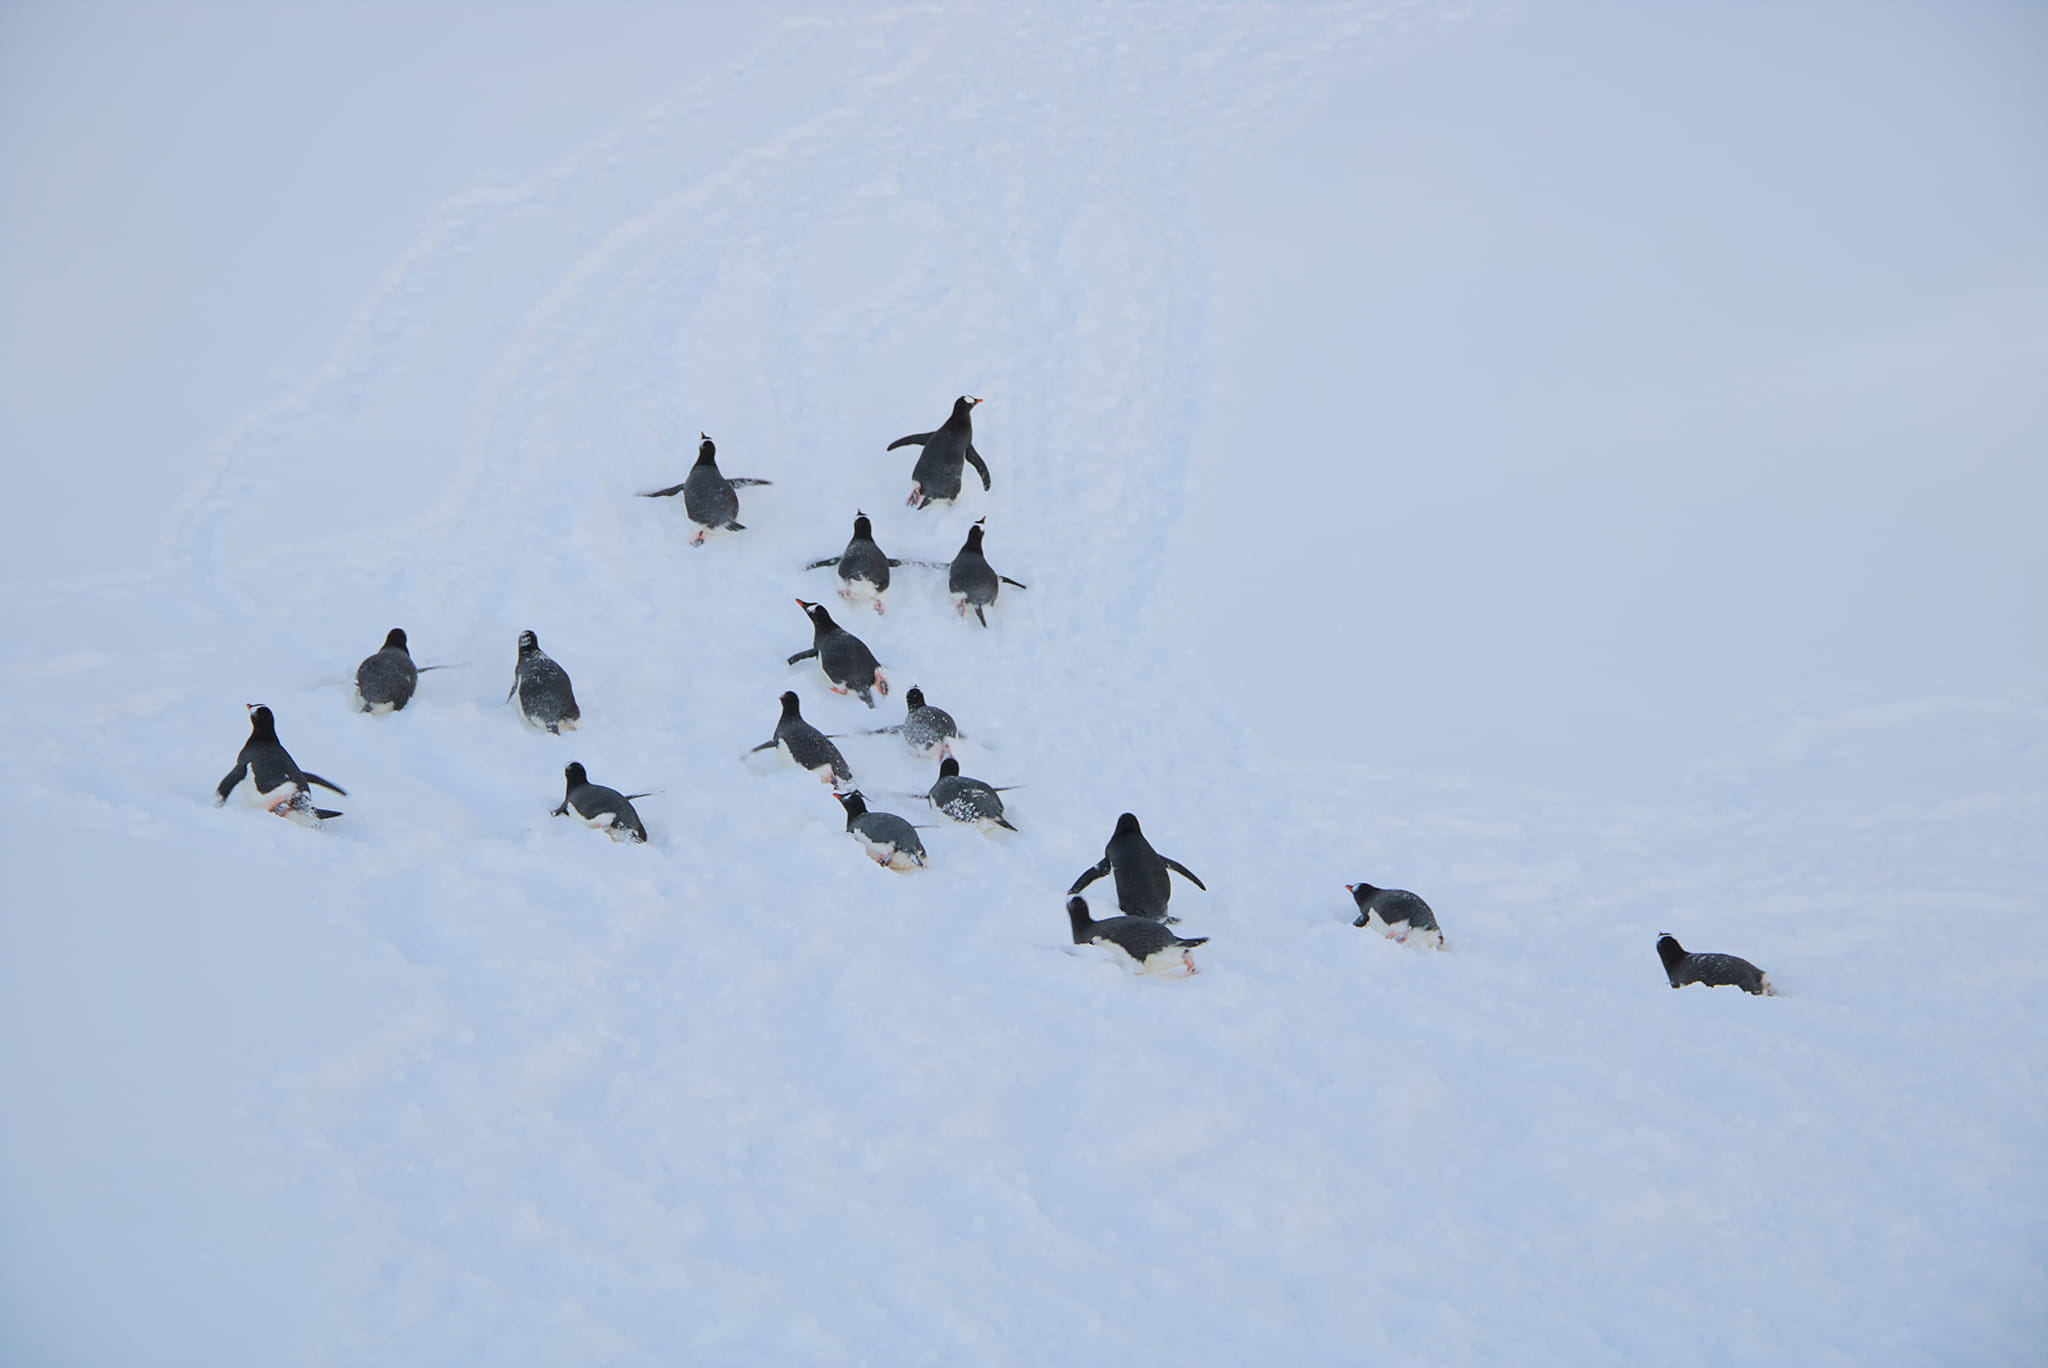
top-left (3, 5), bottom-right (2046, 1366)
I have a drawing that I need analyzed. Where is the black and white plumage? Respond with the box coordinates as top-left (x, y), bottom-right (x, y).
top-left (214, 704), bottom-right (345, 824)
top-left (551, 762), bottom-right (648, 843)
top-left (508, 630), bottom-right (580, 734)
top-left (787, 600), bottom-right (888, 708)
top-left (834, 790), bottom-right (927, 870)
top-left (926, 755), bottom-right (1016, 831)
top-left (640, 433), bottom-right (771, 545)
top-left (1067, 812), bottom-right (1206, 923)
top-left (748, 691), bottom-right (853, 785)
top-left (887, 395), bottom-right (989, 509)
top-left (804, 511), bottom-right (901, 614)
top-left (1657, 934), bottom-right (1775, 995)
top-left (948, 519), bottom-right (1027, 627)
top-left (353, 627), bottom-right (418, 714)
top-left (895, 686), bottom-right (960, 759)
top-left (1067, 897), bottom-right (1207, 977)
top-left (1347, 882), bottom-right (1444, 949)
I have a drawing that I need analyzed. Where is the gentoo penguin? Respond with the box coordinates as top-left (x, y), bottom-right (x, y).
top-left (926, 755), bottom-right (1016, 831)
top-left (353, 628), bottom-right (418, 714)
top-left (787, 600), bottom-right (888, 708)
top-left (507, 630), bottom-right (580, 734)
top-left (1656, 934), bottom-right (1775, 995)
top-left (639, 433), bottom-right (771, 545)
top-left (747, 690), bottom-right (853, 786)
top-left (891, 686), bottom-right (961, 759)
top-left (1067, 812), bottom-right (1206, 923)
top-left (551, 762), bottom-right (648, 843)
top-left (948, 519), bottom-right (1027, 627)
top-left (1347, 882), bottom-right (1444, 949)
top-left (803, 511), bottom-right (901, 613)
top-left (887, 396), bottom-right (989, 509)
top-left (1067, 897), bottom-right (1207, 977)
top-left (834, 790), bottom-right (927, 870)
top-left (214, 704), bottom-right (345, 824)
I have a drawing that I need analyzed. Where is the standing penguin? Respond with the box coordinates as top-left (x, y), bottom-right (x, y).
top-left (552, 762), bottom-right (649, 843)
top-left (640, 433), bottom-right (771, 545)
top-left (214, 704), bottom-right (346, 824)
top-left (948, 519), bottom-right (1027, 627)
top-left (1347, 882), bottom-right (1444, 949)
top-left (804, 511), bottom-right (902, 614)
top-left (926, 756), bottom-right (1016, 831)
top-left (508, 630), bottom-right (581, 734)
top-left (787, 600), bottom-right (888, 708)
top-left (747, 690), bottom-right (853, 786)
top-left (1067, 897), bottom-right (1207, 977)
top-left (1067, 813), bottom-right (1207, 923)
top-left (1656, 934), bottom-right (1775, 995)
top-left (353, 628), bottom-right (419, 714)
top-left (887, 396), bottom-right (989, 509)
top-left (834, 790), bottom-right (928, 870)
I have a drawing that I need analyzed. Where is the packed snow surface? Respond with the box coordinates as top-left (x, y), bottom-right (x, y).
top-left (3, 5), bottom-right (2045, 1365)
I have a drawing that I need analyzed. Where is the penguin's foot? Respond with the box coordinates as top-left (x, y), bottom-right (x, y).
top-left (906, 484), bottom-right (922, 507)
top-left (874, 672), bottom-right (890, 698)
top-left (689, 530), bottom-right (706, 546)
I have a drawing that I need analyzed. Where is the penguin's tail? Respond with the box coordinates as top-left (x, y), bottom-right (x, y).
top-left (313, 808), bottom-right (344, 821)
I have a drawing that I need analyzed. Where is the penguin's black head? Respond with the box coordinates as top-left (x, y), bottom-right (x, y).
top-left (1066, 896), bottom-right (1095, 942)
top-left (779, 690), bottom-right (802, 716)
top-left (518, 630), bottom-right (540, 654)
top-left (939, 755), bottom-right (960, 778)
top-left (796, 598), bottom-right (834, 630)
top-left (564, 762), bottom-right (588, 787)
top-left (1346, 883), bottom-right (1380, 926)
top-left (383, 627), bottom-right (409, 652)
top-left (905, 686), bottom-right (926, 711)
top-left (245, 703), bottom-right (278, 740)
top-left (852, 511), bottom-right (872, 538)
top-left (952, 395), bottom-right (981, 420)
top-left (696, 434), bottom-right (716, 463)
top-left (1656, 934), bottom-right (1687, 972)
top-left (962, 520), bottom-right (984, 552)
top-left (834, 790), bottom-right (868, 819)
top-left (1114, 812), bottom-right (1142, 837)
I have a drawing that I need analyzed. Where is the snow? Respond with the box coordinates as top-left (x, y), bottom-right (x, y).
top-left (3, 3), bottom-right (2046, 1365)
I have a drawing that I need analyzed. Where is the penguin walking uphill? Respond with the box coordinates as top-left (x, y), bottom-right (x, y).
top-left (508, 630), bottom-right (580, 734)
top-left (1657, 934), bottom-right (1775, 996)
top-left (353, 628), bottom-right (418, 714)
top-left (804, 511), bottom-right (902, 614)
top-left (1067, 897), bottom-right (1207, 978)
top-left (552, 762), bottom-right (649, 844)
top-left (747, 691), bottom-right (853, 786)
top-left (948, 518), bottom-right (1027, 627)
top-left (888, 396), bottom-right (989, 509)
top-left (788, 600), bottom-right (888, 708)
top-left (215, 704), bottom-right (346, 825)
top-left (834, 790), bottom-right (927, 871)
top-left (1067, 813), bottom-right (1207, 923)
top-left (1347, 882), bottom-right (1445, 950)
top-left (640, 433), bottom-right (771, 545)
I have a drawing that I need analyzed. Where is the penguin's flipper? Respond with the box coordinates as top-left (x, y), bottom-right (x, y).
top-left (965, 445), bottom-right (991, 491)
top-left (787, 648), bottom-right (820, 665)
top-left (999, 575), bottom-right (1029, 589)
top-left (300, 771), bottom-right (348, 797)
top-left (886, 432), bottom-right (933, 450)
top-left (803, 557), bottom-right (841, 571)
top-left (1067, 859), bottom-right (1111, 896)
top-left (1162, 857), bottom-right (1207, 890)
top-left (747, 739), bottom-right (777, 754)
top-left (724, 521), bottom-right (746, 532)
top-left (623, 792), bottom-right (655, 801)
top-left (729, 477), bottom-right (773, 487)
top-left (214, 763), bottom-right (248, 806)
top-left (640, 482), bottom-right (688, 498)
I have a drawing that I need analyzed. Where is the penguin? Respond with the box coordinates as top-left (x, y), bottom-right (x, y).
top-left (787, 600), bottom-right (888, 708)
top-left (639, 433), bottom-right (771, 545)
top-left (926, 756), bottom-right (1016, 831)
top-left (803, 511), bottom-right (902, 613)
top-left (1067, 813), bottom-right (1206, 923)
top-left (834, 790), bottom-right (927, 871)
top-left (353, 628), bottom-right (418, 714)
top-left (552, 762), bottom-right (649, 843)
top-left (1656, 934), bottom-right (1775, 995)
top-left (747, 691), bottom-right (853, 786)
top-left (214, 704), bottom-right (345, 824)
top-left (947, 519), bottom-right (1027, 627)
top-left (1067, 897), bottom-right (1207, 977)
top-left (507, 630), bottom-right (580, 734)
top-left (1347, 882), bottom-right (1444, 949)
top-left (887, 396), bottom-right (989, 509)
top-left (889, 686), bottom-right (961, 759)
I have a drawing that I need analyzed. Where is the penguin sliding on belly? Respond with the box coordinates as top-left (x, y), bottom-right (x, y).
top-left (640, 434), bottom-right (771, 545)
top-left (747, 691), bottom-right (853, 786)
top-left (215, 704), bottom-right (346, 825)
top-left (353, 628), bottom-right (418, 714)
top-left (508, 630), bottom-right (580, 734)
top-left (1347, 882), bottom-right (1445, 950)
top-left (835, 790), bottom-right (927, 870)
top-left (888, 396), bottom-right (989, 509)
top-left (804, 512), bottom-right (902, 613)
top-left (860, 686), bottom-right (960, 759)
top-left (926, 756), bottom-right (1016, 832)
top-left (1067, 897), bottom-right (1207, 977)
top-left (1657, 934), bottom-right (1775, 995)
top-left (788, 600), bottom-right (888, 707)
top-left (552, 762), bottom-right (649, 843)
